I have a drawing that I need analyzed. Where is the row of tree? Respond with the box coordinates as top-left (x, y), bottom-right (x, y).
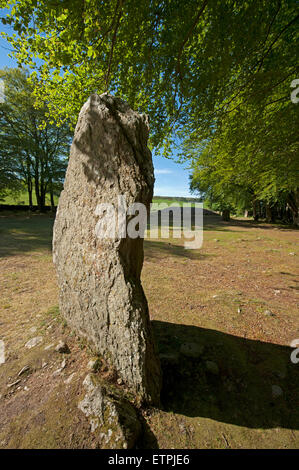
top-left (0, 68), bottom-right (70, 211)
top-left (188, 88), bottom-right (299, 224)
top-left (181, 1), bottom-right (299, 225)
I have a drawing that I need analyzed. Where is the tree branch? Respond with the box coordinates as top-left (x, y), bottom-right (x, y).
top-left (105, 0), bottom-right (124, 91)
top-left (175, 0), bottom-right (208, 81)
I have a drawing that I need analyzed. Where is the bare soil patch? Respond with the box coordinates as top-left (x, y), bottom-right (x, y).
top-left (0, 212), bottom-right (298, 448)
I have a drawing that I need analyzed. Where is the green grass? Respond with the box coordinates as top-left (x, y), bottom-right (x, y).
top-left (152, 196), bottom-right (202, 207)
top-left (2, 192), bottom-right (205, 209)
top-left (1, 190), bottom-right (59, 206)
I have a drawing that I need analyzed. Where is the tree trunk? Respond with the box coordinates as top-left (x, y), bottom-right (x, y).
top-left (27, 175), bottom-right (33, 208)
top-left (35, 178), bottom-right (41, 211)
top-left (222, 209), bottom-right (230, 221)
top-left (287, 191), bottom-right (299, 226)
top-left (40, 185), bottom-right (46, 212)
top-left (34, 160), bottom-right (42, 211)
top-left (252, 199), bottom-right (260, 221)
top-left (26, 158), bottom-right (33, 208)
top-left (36, 176), bottom-right (46, 212)
top-left (34, 158), bottom-right (47, 212)
top-left (50, 180), bottom-right (55, 212)
top-left (28, 185), bottom-right (33, 208)
top-left (266, 204), bottom-right (274, 223)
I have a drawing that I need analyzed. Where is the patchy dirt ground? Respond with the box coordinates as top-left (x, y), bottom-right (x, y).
top-left (0, 211), bottom-right (298, 448)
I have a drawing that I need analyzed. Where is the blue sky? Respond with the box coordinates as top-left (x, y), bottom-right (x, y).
top-left (0, 16), bottom-right (193, 197)
top-left (152, 154), bottom-right (192, 197)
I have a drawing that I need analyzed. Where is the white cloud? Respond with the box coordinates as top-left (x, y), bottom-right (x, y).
top-left (154, 169), bottom-right (173, 175)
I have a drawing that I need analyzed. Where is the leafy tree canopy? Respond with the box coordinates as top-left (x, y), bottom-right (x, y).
top-left (1, 0), bottom-right (298, 150)
top-left (1, 1), bottom-right (298, 220)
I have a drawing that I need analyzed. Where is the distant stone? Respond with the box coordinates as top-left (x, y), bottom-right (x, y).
top-left (29, 327), bottom-right (37, 334)
top-left (78, 374), bottom-right (141, 449)
top-left (44, 343), bottom-right (54, 351)
top-left (289, 252), bottom-right (295, 256)
top-left (205, 360), bottom-right (219, 375)
top-left (25, 336), bottom-right (43, 349)
top-left (272, 385), bottom-right (283, 398)
top-left (55, 341), bottom-right (70, 354)
top-left (180, 342), bottom-right (204, 359)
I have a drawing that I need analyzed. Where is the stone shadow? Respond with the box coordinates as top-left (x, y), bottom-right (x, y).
top-left (136, 412), bottom-right (159, 449)
top-left (152, 320), bottom-right (299, 430)
top-left (144, 240), bottom-right (211, 261)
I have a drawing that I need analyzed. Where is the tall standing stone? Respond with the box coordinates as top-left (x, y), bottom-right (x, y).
top-left (53, 93), bottom-right (161, 405)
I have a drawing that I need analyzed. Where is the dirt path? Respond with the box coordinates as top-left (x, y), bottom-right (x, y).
top-left (0, 212), bottom-right (298, 448)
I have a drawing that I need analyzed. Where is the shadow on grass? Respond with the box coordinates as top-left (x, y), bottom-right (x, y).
top-left (0, 214), bottom-right (54, 258)
top-left (144, 240), bottom-right (211, 261)
top-left (204, 217), bottom-right (299, 232)
top-left (148, 208), bottom-right (298, 233)
top-left (152, 320), bottom-right (299, 430)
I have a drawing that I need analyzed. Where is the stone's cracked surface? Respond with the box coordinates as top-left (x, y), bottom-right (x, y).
top-left (78, 374), bottom-right (141, 449)
top-left (53, 93), bottom-right (161, 405)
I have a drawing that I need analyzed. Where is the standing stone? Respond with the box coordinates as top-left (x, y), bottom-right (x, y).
top-left (53, 93), bottom-right (161, 405)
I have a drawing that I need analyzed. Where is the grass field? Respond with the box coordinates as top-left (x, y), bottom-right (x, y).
top-left (1, 190), bottom-right (60, 207)
top-left (152, 197), bottom-right (202, 206)
top-left (1, 191), bottom-right (202, 208)
top-left (0, 211), bottom-right (298, 448)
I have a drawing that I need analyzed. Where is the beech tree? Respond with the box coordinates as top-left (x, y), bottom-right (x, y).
top-left (187, 68), bottom-right (299, 224)
top-left (1, 1), bottom-right (297, 137)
